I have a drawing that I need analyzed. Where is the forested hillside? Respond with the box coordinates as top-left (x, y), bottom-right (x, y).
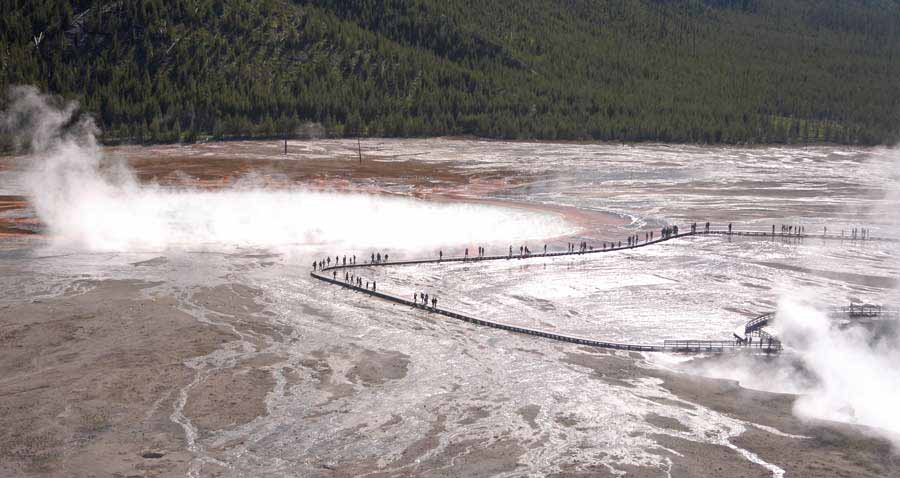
top-left (2, 0), bottom-right (899, 145)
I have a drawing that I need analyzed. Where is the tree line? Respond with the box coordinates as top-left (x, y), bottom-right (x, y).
top-left (1, 0), bottom-right (898, 146)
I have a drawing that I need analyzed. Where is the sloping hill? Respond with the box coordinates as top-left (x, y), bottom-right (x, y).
top-left (2, 0), bottom-right (899, 145)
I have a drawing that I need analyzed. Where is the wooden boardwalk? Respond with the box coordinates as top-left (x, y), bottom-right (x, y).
top-left (311, 227), bottom-right (900, 353)
top-left (311, 228), bottom-right (798, 354)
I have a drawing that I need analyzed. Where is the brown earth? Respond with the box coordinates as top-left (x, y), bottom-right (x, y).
top-left (0, 279), bottom-right (278, 478)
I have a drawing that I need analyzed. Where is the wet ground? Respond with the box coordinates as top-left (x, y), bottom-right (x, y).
top-left (1, 139), bottom-right (899, 477)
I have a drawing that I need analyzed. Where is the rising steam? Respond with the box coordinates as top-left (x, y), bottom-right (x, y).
top-left (772, 298), bottom-right (900, 446)
top-left (1, 87), bottom-right (572, 252)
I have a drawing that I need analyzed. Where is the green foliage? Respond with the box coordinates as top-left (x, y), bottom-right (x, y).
top-left (1, 0), bottom-right (898, 145)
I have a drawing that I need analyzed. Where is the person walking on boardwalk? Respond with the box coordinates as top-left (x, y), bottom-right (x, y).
top-left (432, 297), bottom-right (437, 308)
top-left (544, 244), bottom-right (547, 255)
top-left (312, 261), bottom-right (317, 271)
top-left (377, 252), bottom-right (382, 263)
top-left (372, 281), bottom-right (376, 291)
top-left (327, 257), bottom-right (331, 266)
top-left (728, 223), bottom-right (732, 235)
top-left (465, 248), bottom-right (469, 260)
top-left (439, 250), bottom-right (443, 261)
top-left (333, 271), bottom-right (337, 279)
top-left (385, 253), bottom-right (389, 262)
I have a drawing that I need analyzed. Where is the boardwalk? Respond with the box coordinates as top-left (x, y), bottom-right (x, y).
top-left (311, 228), bottom-right (803, 353)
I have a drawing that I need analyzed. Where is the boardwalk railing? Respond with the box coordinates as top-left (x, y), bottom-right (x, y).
top-left (663, 339), bottom-right (780, 352)
top-left (828, 305), bottom-right (900, 318)
top-left (311, 227), bottom-right (800, 354)
top-left (744, 313), bottom-right (773, 335)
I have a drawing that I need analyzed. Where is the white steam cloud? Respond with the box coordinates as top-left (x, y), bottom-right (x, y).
top-left (1, 87), bottom-right (572, 252)
top-left (772, 298), bottom-right (900, 445)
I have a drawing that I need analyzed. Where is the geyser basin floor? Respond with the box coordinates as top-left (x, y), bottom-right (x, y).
top-left (2, 138), bottom-right (900, 477)
top-left (2, 252), bottom-right (897, 478)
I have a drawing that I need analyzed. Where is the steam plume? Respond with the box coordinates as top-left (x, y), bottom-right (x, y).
top-left (768, 297), bottom-right (900, 448)
top-left (1, 87), bottom-right (571, 252)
